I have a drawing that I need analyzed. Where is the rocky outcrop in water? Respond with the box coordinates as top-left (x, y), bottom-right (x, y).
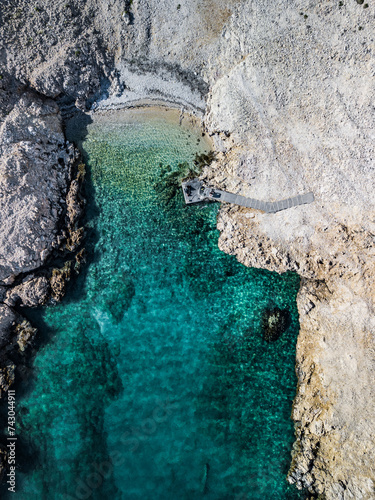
top-left (4, 276), bottom-right (50, 308)
top-left (202, 4), bottom-right (375, 497)
top-left (0, 304), bottom-right (36, 378)
top-left (0, 0), bottom-right (374, 497)
top-left (261, 307), bottom-right (290, 343)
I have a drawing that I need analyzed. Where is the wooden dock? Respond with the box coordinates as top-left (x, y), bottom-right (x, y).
top-left (181, 179), bottom-right (314, 213)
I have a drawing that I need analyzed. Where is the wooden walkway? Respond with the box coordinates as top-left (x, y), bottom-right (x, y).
top-left (182, 179), bottom-right (314, 213)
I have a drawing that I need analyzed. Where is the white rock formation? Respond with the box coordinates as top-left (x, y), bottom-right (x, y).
top-left (0, 93), bottom-right (76, 281)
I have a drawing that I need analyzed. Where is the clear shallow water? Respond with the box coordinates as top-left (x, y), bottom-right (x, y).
top-left (7, 108), bottom-right (304, 500)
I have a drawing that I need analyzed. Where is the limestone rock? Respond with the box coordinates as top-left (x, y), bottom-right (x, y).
top-left (199, 3), bottom-right (375, 497)
top-left (50, 261), bottom-right (73, 302)
top-left (0, 304), bottom-right (38, 354)
top-left (0, 304), bottom-right (17, 349)
top-left (0, 363), bottom-right (15, 393)
top-left (5, 276), bottom-right (50, 307)
top-left (0, 2), bottom-right (108, 103)
top-left (15, 320), bottom-right (37, 352)
top-left (0, 0), bottom-right (374, 497)
top-left (0, 92), bottom-right (77, 282)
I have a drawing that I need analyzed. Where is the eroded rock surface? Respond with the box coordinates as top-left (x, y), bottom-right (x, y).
top-left (201, 2), bottom-right (375, 497)
top-left (0, 304), bottom-right (37, 373)
top-left (5, 276), bottom-right (51, 308)
top-left (0, 92), bottom-right (78, 282)
top-left (0, 87), bottom-right (85, 481)
top-left (0, 0), bottom-right (374, 497)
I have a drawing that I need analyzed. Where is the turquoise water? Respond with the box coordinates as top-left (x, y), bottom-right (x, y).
top-left (7, 108), bottom-right (304, 499)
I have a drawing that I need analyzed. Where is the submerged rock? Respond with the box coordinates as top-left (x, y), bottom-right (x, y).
top-left (261, 307), bottom-right (291, 343)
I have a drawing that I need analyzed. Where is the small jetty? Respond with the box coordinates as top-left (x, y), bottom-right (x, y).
top-left (181, 178), bottom-right (314, 213)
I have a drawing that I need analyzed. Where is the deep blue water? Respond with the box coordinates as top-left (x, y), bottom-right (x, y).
top-left (6, 108), bottom-right (304, 500)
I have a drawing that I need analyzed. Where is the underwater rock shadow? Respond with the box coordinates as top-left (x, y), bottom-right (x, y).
top-left (261, 307), bottom-right (292, 343)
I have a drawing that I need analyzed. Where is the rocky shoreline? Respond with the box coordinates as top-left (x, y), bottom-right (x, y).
top-left (1, 0), bottom-right (375, 498)
top-left (0, 88), bottom-right (87, 480)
